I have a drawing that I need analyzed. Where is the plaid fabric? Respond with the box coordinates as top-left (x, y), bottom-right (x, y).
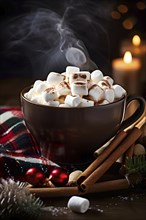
top-left (0, 106), bottom-right (41, 158)
top-left (0, 106), bottom-right (59, 169)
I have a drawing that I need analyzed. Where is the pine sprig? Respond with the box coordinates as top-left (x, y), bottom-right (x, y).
top-left (124, 155), bottom-right (146, 174)
top-left (0, 179), bottom-right (44, 220)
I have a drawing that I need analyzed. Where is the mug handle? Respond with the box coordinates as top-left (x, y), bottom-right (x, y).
top-left (119, 95), bottom-right (146, 131)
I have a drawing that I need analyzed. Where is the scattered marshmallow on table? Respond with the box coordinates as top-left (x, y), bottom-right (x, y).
top-left (24, 66), bottom-right (127, 107)
top-left (67, 196), bottom-right (90, 213)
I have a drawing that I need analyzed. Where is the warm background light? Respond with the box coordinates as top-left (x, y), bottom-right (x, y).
top-left (123, 51), bottom-right (132, 64)
top-left (111, 11), bottom-right (121, 20)
top-left (117, 4), bottom-right (128, 13)
top-left (136, 1), bottom-right (146, 10)
top-left (132, 35), bottom-right (141, 46)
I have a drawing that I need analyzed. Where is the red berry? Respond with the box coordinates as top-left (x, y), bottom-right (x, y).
top-left (25, 167), bottom-right (45, 186)
top-left (49, 167), bottom-right (69, 187)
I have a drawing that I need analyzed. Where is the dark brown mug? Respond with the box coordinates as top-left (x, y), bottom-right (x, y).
top-left (21, 86), bottom-right (145, 166)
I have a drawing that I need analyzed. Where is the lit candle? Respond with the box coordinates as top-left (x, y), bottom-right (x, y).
top-left (120, 35), bottom-right (146, 82)
top-left (112, 51), bottom-right (141, 95)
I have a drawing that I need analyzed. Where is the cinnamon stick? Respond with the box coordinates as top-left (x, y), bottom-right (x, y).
top-left (77, 130), bottom-right (127, 185)
top-left (79, 127), bottom-right (142, 192)
top-left (28, 179), bottom-right (129, 198)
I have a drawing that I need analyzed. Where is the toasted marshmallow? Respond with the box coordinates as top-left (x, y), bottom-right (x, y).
top-left (59, 103), bottom-right (70, 107)
top-left (91, 70), bottom-right (103, 83)
top-left (56, 81), bottom-right (70, 97)
top-left (80, 71), bottom-right (90, 80)
top-left (87, 81), bottom-right (96, 90)
top-left (103, 76), bottom-right (114, 86)
top-left (65, 95), bottom-right (81, 107)
top-left (66, 66), bottom-right (80, 79)
top-left (46, 72), bottom-right (64, 87)
top-left (34, 81), bottom-right (48, 94)
top-left (69, 73), bottom-right (88, 84)
top-left (88, 85), bottom-right (104, 102)
top-left (112, 84), bottom-right (126, 99)
top-left (55, 95), bottom-right (66, 104)
top-left (79, 98), bottom-right (94, 107)
top-left (42, 87), bottom-right (58, 101)
top-left (99, 99), bottom-right (110, 105)
top-left (104, 88), bottom-right (115, 103)
top-left (98, 80), bottom-right (110, 89)
top-left (71, 82), bottom-right (88, 96)
top-left (46, 100), bottom-right (60, 107)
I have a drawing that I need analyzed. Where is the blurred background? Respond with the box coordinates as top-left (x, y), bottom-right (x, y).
top-left (0, 0), bottom-right (146, 105)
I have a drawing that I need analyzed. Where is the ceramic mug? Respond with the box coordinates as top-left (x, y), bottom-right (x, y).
top-left (21, 86), bottom-right (145, 166)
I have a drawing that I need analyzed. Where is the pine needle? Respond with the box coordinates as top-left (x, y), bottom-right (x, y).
top-left (124, 155), bottom-right (146, 174)
top-left (0, 179), bottom-right (44, 220)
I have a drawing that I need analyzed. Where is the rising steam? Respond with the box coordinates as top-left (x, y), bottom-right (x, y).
top-left (1, 1), bottom-right (113, 78)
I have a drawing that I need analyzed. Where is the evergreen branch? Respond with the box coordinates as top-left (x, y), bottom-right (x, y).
top-left (124, 155), bottom-right (146, 174)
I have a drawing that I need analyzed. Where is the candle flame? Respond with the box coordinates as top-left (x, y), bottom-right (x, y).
top-left (123, 51), bottom-right (132, 64)
top-left (132, 35), bottom-right (141, 46)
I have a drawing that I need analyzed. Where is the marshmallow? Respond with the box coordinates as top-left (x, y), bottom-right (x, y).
top-left (67, 196), bottom-right (90, 213)
top-left (98, 99), bottom-right (110, 105)
top-left (59, 103), bottom-right (70, 108)
top-left (71, 82), bottom-right (88, 96)
top-left (31, 95), bottom-right (46, 105)
top-left (46, 72), bottom-right (64, 87)
top-left (24, 88), bottom-right (38, 100)
top-left (104, 88), bottom-right (115, 103)
top-left (33, 80), bottom-right (43, 89)
top-left (112, 84), bottom-right (126, 99)
top-left (103, 76), bottom-right (114, 86)
top-left (91, 70), bottom-right (103, 83)
top-left (69, 73), bottom-right (88, 84)
top-left (65, 95), bottom-right (81, 107)
top-left (88, 85), bottom-right (104, 102)
top-left (42, 87), bottom-right (58, 101)
top-left (98, 80), bottom-right (110, 89)
top-left (66, 66), bottom-right (80, 79)
top-left (56, 81), bottom-right (70, 97)
top-left (34, 81), bottom-right (48, 94)
top-left (134, 144), bottom-right (146, 156)
top-left (46, 100), bottom-right (60, 107)
top-left (79, 71), bottom-right (90, 80)
top-left (79, 98), bottom-right (94, 107)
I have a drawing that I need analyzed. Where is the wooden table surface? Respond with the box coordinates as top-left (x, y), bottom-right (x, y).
top-left (38, 187), bottom-right (146, 220)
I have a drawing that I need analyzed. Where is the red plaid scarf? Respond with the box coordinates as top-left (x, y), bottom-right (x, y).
top-left (0, 106), bottom-right (41, 157)
top-left (0, 106), bottom-right (58, 167)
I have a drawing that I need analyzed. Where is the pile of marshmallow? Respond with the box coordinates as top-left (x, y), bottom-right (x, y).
top-left (24, 66), bottom-right (126, 107)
